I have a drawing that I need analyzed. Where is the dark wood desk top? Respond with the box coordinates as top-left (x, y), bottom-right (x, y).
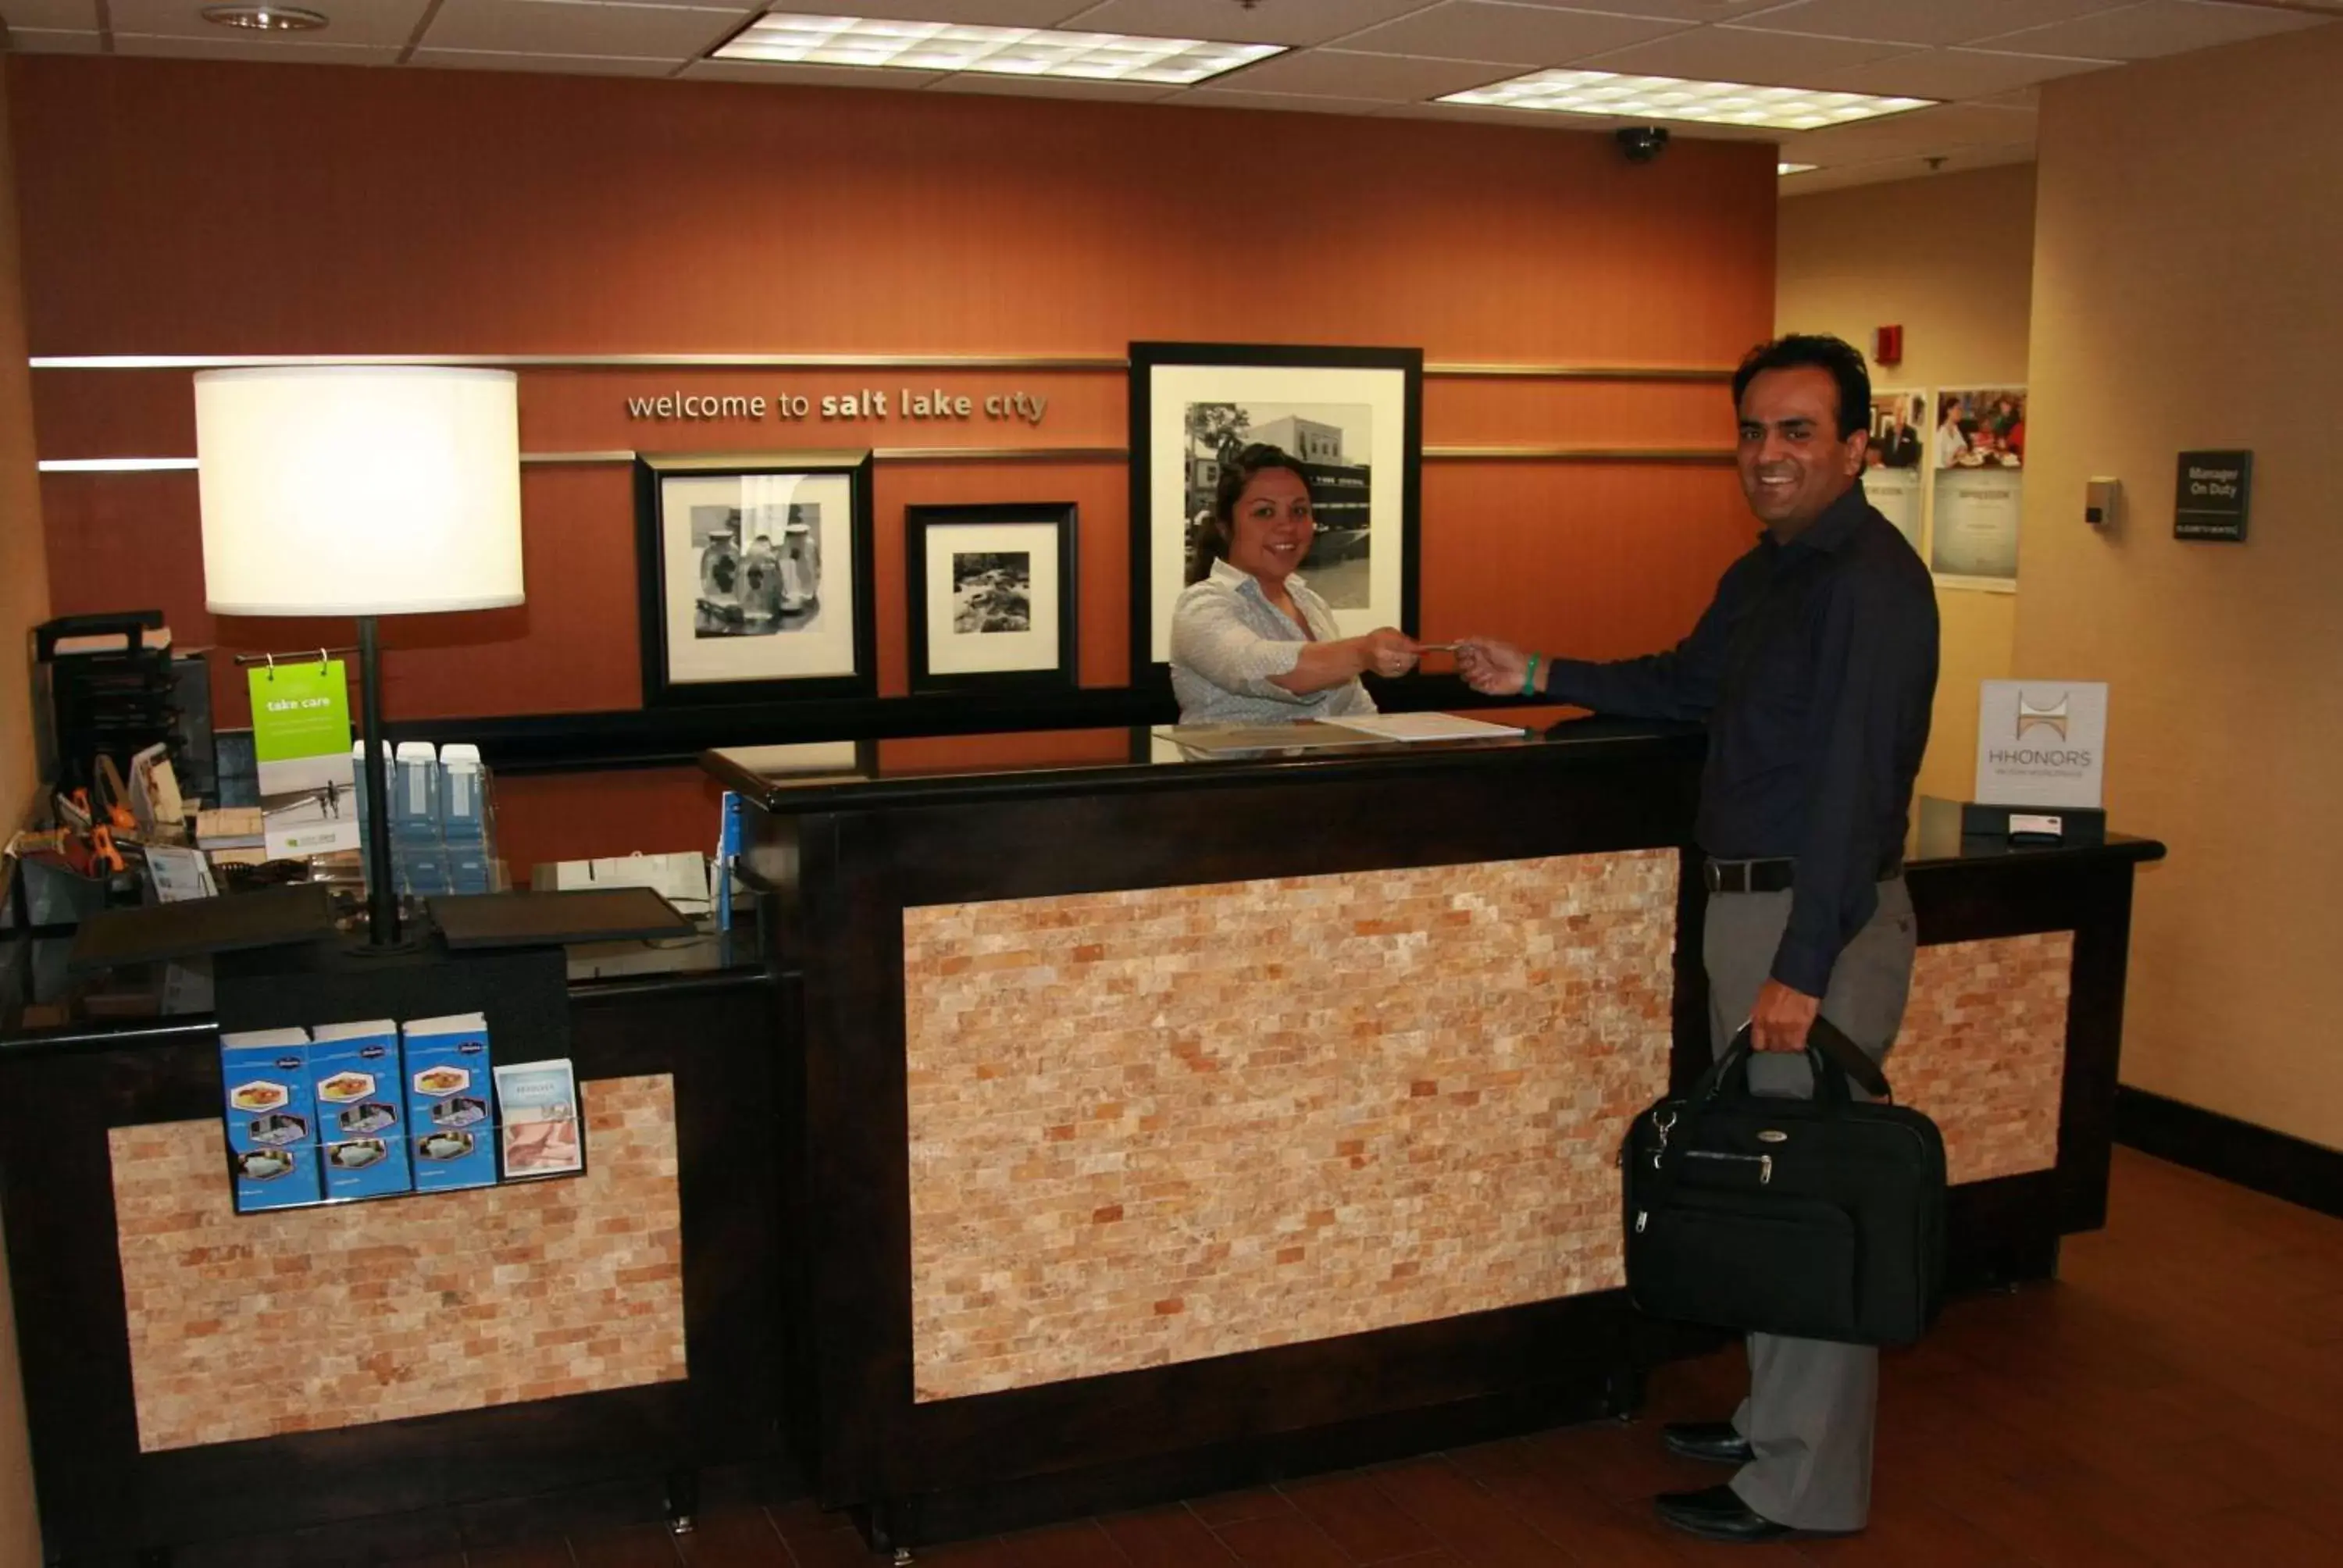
top-left (704, 717), bottom-right (1704, 814)
top-left (704, 718), bottom-right (2164, 872)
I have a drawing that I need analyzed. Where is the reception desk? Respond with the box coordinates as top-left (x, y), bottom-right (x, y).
top-left (0, 923), bottom-right (784, 1565)
top-left (711, 720), bottom-right (2165, 1551)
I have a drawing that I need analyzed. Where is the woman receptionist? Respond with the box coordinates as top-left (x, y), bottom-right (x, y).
top-left (1168, 444), bottom-right (1419, 723)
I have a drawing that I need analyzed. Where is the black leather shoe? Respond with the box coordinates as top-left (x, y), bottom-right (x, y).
top-left (1654, 1484), bottom-right (1795, 1543)
top-left (1660, 1420), bottom-right (1754, 1466)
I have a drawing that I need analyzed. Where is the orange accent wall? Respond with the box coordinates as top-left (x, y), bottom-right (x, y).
top-left (9, 55), bottom-right (1773, 867)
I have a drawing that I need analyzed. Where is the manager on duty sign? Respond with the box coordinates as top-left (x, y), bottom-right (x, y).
top-left (1975, 680), bottom-right (2108, 809)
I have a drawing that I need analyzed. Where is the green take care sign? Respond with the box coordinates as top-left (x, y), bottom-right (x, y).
top-left (246, 660), bottom-right (362, 858)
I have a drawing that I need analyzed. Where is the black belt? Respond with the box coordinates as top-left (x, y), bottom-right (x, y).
top-left (1703, 857), bottom-right (1903, 894)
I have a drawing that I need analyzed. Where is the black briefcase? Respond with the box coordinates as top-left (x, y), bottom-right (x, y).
top-left (1621, 1020), bottom-right (1946, 1346)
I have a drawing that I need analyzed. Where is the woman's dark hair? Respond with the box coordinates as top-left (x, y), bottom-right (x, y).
top-left (1185, 442), bottom-right (1315, 583)
top-left (1730, 333), bottom-right (1871, 440)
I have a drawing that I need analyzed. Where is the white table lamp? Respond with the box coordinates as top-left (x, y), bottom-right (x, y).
top-left (195, 365), bottom-right (524, 943)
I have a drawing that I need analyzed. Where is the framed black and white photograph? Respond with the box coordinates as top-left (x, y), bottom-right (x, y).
top-left (633, 450), bottom-right (876, 707)
top-left (1128, 342), bottom-right (1421, 672)
top-left (905, 502), bottom-right (1078, 695)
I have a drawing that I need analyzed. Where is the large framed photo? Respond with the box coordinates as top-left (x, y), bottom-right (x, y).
top-left (1128, 342), bottom-right (1421, 672)
top-left (905, 502), bottom-right (1079, 696)
top-left (633, 450), bottom-right (877, 707)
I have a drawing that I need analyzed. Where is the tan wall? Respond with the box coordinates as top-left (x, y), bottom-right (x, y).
top-left (1777, 163), bottom-right (2036, 804)
top-left (2024, 27), bottom-right (2343, 1147)
top-left (0, 59), bottom-right (52, 1568)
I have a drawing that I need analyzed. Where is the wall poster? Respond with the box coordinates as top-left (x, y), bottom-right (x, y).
top-left (1863, 387), bottom-right (1928, 552)
top-left (1929, 387), bottom-right (2026, 590)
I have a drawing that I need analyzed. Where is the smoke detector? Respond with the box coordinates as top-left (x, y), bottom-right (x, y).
top-left (201, 5), bottom-right (330, 31)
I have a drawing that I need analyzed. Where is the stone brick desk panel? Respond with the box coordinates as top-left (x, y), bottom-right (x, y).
top-left (900, 850), bottom-right (1679, 1404)
top-left (1895, 931), bottom-right (2075, 1187)
top-left (109, 1074), bottom-right (686, 1452)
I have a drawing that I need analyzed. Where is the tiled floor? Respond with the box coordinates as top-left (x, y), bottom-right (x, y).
top-left (398, 1148), bottom-right (2342, 1565)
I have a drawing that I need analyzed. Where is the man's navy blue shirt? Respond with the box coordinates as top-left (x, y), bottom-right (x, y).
top-left (1542, 484), bottom-right (1939, 996)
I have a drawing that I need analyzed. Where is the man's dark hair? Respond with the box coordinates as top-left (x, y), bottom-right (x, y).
top-left (1186, 443), bottom-right (1315, 583)
top-left (1731, 333), bottom-right (1871, 440)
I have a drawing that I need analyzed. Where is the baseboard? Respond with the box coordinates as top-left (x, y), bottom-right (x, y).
top-left (2113, 1085), bottom-right (2343, 1220)
top-left (857, 1379), bottom-right (1624, 1551)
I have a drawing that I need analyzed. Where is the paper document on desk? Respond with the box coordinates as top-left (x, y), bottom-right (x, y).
top-left (1150, 722), bottom-right (1389, 755)
top-left (1325, 712), bottom-right (1527, 743)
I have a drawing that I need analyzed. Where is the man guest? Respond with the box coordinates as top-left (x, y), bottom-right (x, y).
top-left (1458, 333), bottom-right (1939, 1544)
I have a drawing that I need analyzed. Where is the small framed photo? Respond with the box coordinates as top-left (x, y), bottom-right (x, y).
top-left (905, 503), bottom-right (1079, 696)
top-left (633, 450), bottom-right (877, 707)
top-left (1128, 341), bottom-right (1422, 674)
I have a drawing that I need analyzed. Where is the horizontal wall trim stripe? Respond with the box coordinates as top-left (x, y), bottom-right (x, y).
top-left (27, 353), bottom-right (1735, 382)
top-left (35, 458), bottom-right (199, 472)
top-left (41, 445), bottom-right (1735, 472)
top-left (1425, 445), bottom-right (1734, 463)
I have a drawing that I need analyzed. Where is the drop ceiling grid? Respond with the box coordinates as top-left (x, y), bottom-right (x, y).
top-left (4, 1), bottom-right (2333, 192)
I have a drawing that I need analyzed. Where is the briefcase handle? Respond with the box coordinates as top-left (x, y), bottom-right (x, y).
top-left (1703, 1017), bottom-right (1892, 1105)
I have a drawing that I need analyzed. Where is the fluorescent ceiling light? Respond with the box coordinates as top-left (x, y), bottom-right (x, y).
top-left (1440, 70), bottom-right (1931, 131)
top-left (715, 13), bottom-right (1283, 85)
top-left (1778, 162), bottom-right (1817, 176)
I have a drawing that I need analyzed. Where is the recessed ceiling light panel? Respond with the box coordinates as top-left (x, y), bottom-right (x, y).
top-left (714, 13), bottom-right (1283, 85)
top-left (1441, 70), bottom-right (1931, 132)
top-left (201, 5), bottom-right (330, 30)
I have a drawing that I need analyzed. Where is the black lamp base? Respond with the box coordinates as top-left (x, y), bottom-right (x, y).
top-left (357, 615), bottom-right (403, 945)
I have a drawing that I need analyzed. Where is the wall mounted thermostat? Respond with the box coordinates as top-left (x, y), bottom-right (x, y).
top-left (2084, 476), bottom-right (2120, 527)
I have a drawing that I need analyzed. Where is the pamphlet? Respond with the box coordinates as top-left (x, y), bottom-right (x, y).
top-left (494, 1059), bottom-right (584, 1178)
top-left (144, 844), bottom-right (217, 903)
top-left (247, 660), bottom-right (361, 860)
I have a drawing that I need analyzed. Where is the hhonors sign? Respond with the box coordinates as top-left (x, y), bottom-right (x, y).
top-left (1975, 680), bottom-right (2108, 808)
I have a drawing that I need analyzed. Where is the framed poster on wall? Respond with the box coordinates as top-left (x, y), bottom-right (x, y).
top-left (1127, 342), bottom-right (1421, 674)
top-left (632, 450), bottom-right (877, 707)
top-left (1864, 387), bottom-right (1928, 552)
top-left (1929, 387), bottom-right (2026, 591)
top-left (905, 502), bottom-right (1079, 696)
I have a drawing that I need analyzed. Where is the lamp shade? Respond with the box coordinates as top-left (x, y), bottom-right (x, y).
top-left (196, 365), bottom-right (525, 616)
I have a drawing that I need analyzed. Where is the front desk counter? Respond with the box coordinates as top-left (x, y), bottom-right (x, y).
top-left (710, 719), bottom-right (2166, 1552)
top-left (0, 915), bottom-right (784, 1566)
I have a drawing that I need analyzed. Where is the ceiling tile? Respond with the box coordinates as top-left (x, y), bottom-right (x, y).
top-left (1781, 137), bottom-right (2034, 193)
top-left (1570, 23), bottom-right (1913, 87)
top-left (1785, 101), bottom-right (2034, 162)
top-left (7, 28), bottom-right (105, 53)
top-left (1211, 48), bottom-right (1519, 102)
top-left (1974, 0), bottom-right (2331, 59)
top-left (1735, 0), bottom-right (2133, 48)
top-left (1178, 87), bottom-right (1408, 115)
top-left (736, 2), bottom-right (1089, 22)
top-left (677, 58), bottom-right (950, 87)
top-left (111, 31), bottom-right (402, 64)
top-left (924, 72), bottom-right (1182, 100)
top-left (107, 0), bottom-right (437, 46)
top-left (1057, 0), bottom-right (1431, 48)
top-left (1330, 2), bottom-right (1692, 66)
top-left (1487, 1), bottom-right (1784, 18)
top-left (410, 46), bottom-right (683, 75)
top-left (1378, 98), bottom-right (1631, 131)
top-left (1811, 45), bottom-right (2117, 98)
top-left (423, 0), bottom-right (746, 58)
top-left (0, 1), bottom-right (101, 28)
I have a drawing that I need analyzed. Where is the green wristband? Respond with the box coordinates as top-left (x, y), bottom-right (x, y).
top-left (1521, 653), bottom-right (1541, 698)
